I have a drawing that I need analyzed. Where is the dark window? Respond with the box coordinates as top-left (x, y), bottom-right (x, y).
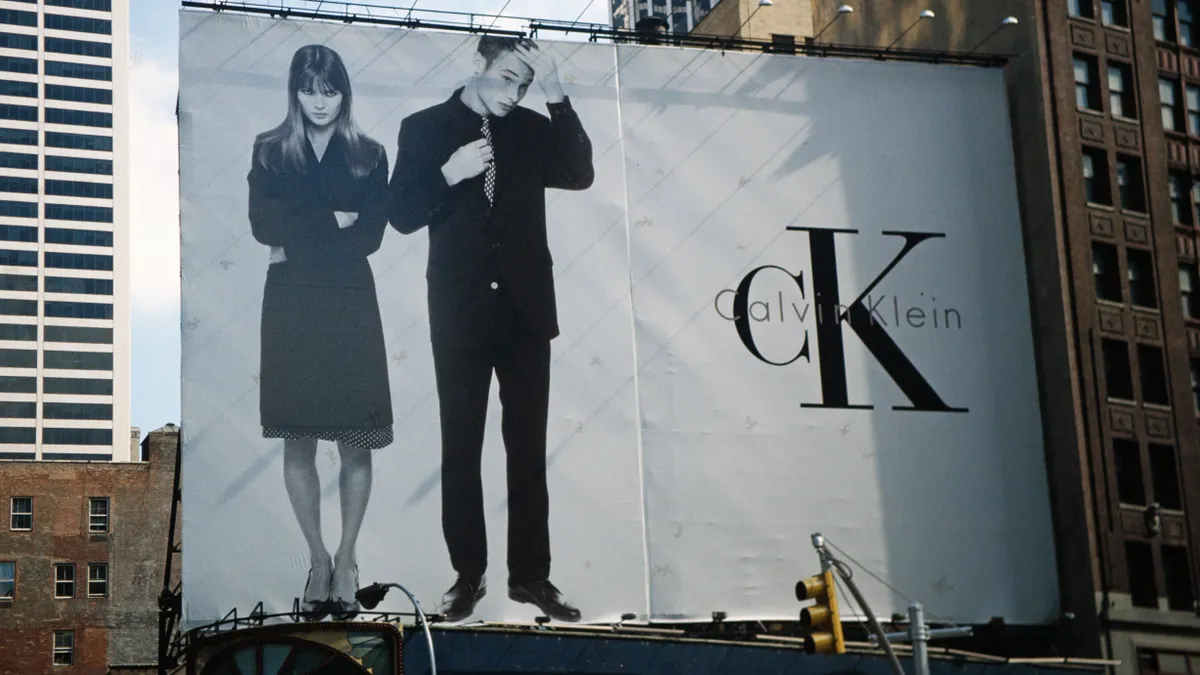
top-left (0, 299), bottom-right (36, 316)
top-left (1128, 248), bottom-right (1158, 308)
top-left (0, 561), bottom-right (12, 598)
top-left (0, 402), bottom-right (34, 418)
top-left (44, 402), bottom-right (111, 420)
top-left (1075, 55), bottom-right (1102, 110)
top-left (1070, 0), bottom-right (1096, 18)
top-left (46, 155), bottom-right (111, 175)
top-left (45, 204), bottom-right (112, 223)
top-left (45, 427), bottom-right (112, 445)
top-left (0, 55), bottom-right (35, 75)
top-left (0, 103), bottom-right (37, 122)
top-left (1103, 338), bottom-right (1135, 399)
top-left (0, 176), bottom-right (36, 194)
top-left (0, 427), bottom-right (34, 444)
top-left (44, 60), bottom-right (110, 81)
top-left (55, 563), bottom-right (74, 598)
top-left (1189, 85), bottom-right (1200, 134)
top-left (45, 180), bottom-right (112, 200)
top-left (0, 9), bottom-right (36, 27)
top-left (1083, 147), bottom-right (1111, 204)
top-left (0, 324), bottom-right (35, 341)
top-left (1117, 155), bottom-right (1147, 212)
top-left (1102, 0), bottom-right (1130, 25)
top-left (44, 301), bottom-right (111, 319)
top-left (1170, 173), bottom-right (1191, 224)
top-left (53, 630), bottom-right (74, 665)
top-left (44, 325), bottom-right (112, 343)
top-left (0, 151), bottom-right (36, 171)
top-left (0, 225), bottom-right (36, 242)
top-left (0, 199), bottom-right (35, 218)
top-left (0, 128), bottom-right (36, 145)
top-left (0, 79), bottom-right (36, 98)
top-left (44, 84), bottom-right (112, 105)
top-left (45, 277), bottom-right (112, 296)
top-left (1156, 0), bottom-right (1177, 40)
top-left (46, 0), bottom-right (113, 10)
top-left (45, 131), bottom-right (111, 152)
top-left (44, 36), bottom-right (111, 58)
top-left (1126, 540), bottom-right (1158, 607)
top-left (0, 349), bottom-right (35, 368)
top-left (10, 496), bottom-right (31, 529)
top-left (1113, 438), bottom-right (1147, 505)
top-left (44, 350), bottom-right (111, 370)
top-left (1094, 242), bottom-right (1123, 301)
top-left (1162, 546), bottom-right (1195, 611)
top-left (1181, 265), bottom-right (1199, 318)
top-left (88, 497), bottom-right (108, 532)
top-left (0, 249), bottom-right (37, 266)
top-left (44, 14), bottom-right (110, 35)
top-left (86, 562), bottom-right (107, 597)
top-left (0, 32), bottom-right (36, 51)
top-left (46, 228), bottom-right (112, 247)
top-left (1140, 344), bottom-right (1170, 405)
top-left (769, 34), bottom-right (796, 54)
top-left (1183, 0), bottom-right (1196, 45)
top-left (0, 376), bottom-right (34, 392)
top-left (44, 107), bottom-right (111, 128)
top-left (1149, 444), bottom-right (1183, 510)
top-left (44, 252), bottom-right (112, 270)
top-left (43, 377), bottom-right (110, 395)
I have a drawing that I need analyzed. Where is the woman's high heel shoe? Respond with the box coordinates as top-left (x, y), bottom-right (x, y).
top-left (329, 563), bottom-right (360, 621)
top-left (301, 566), bottom-right (333, 621)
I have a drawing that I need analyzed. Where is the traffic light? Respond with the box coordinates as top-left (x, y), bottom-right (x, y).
top-left (796, 569), bottom-right (845, 655)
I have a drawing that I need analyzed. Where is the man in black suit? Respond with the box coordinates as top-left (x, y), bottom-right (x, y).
top-left (388, 36), bottom-right (593, 623)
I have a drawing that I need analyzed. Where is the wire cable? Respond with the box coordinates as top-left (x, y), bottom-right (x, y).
top-left (485, 0), bottom-right (514, 29)
top-left (571, 0), bottom-right (598, 25)
top-left (824, 537), bottom-right (953, 625)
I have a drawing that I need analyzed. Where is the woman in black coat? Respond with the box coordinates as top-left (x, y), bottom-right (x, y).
top-left (247, 44), bottom-right (392, 621)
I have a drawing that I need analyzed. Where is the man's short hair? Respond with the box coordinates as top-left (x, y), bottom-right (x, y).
top-left (477, 36), bottom-right (536, 67)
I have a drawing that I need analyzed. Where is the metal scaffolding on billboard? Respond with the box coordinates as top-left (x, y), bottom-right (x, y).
top-left (179, 0), bottom-right (1010, 67)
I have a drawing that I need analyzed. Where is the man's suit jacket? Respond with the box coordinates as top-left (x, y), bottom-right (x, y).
top-left (388, 87), bottom-right (594, 349)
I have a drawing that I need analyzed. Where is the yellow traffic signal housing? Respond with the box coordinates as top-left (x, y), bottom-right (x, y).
top-left (795, 569), bottom-right (846, 655)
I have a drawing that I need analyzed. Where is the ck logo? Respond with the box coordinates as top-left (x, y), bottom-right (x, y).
top-left (716, 227), bottom-right (967, 413)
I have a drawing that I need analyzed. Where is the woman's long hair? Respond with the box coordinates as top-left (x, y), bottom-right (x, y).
top-left (254, 44), bottom-right (380, 179)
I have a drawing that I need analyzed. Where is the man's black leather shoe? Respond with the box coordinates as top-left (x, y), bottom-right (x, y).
top-left (439, 576), bottom-right (486, 622)
top-left (508, 580), bottom-right (581, 623)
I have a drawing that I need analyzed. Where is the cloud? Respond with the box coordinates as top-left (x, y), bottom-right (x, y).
top-left (128, 52), bottom-right (180, 314)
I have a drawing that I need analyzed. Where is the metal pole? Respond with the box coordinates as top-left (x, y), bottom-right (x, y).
top-left (385, 583), bottom-right (438, 675)
top-left (812, 534), bottom-right (906, 675)
top-left (909, 603), bottom-right (930, 675)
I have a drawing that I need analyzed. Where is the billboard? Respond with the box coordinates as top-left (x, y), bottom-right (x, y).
top-left (179, 9), bottom-right (1059, 629)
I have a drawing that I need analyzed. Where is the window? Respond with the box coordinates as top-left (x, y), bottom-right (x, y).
top-left (1181, 264), bottom-right (1199, 317)
top-left (0, 349), bottom-right (35, 368)
top-left (0, 225), bottom-right (36, 242)
top-left (44, 351), bottom-right (112, 371)
top-left (46, 0), bottom-right (113, 9)
top-left (44, 428), bottom-right (112, 445)
top-left (0, 427), bottom-right (35, 443)
top-left (45, 131), bottom-right (112, 152)
top-left (1109, 64), bottom-right (1135, 119)
top-left (1162, 546), bottom-right (1195, 611)
top-left (88, 497), bottom-right (108, 532)
top-left (86, 563), bottom-right (107, 597)
top-left (45, 403), bottom-right (112, 421)
top-left (0, 176), bottom-right (36, 194)
top-left (0, 151), bottom-right (37, 171)
top-left (0, 402), bottom-right (36, 418)
top-left (1188, 85), bottom-right (1200, 135)
top-left (1128, 248), bottom-right (1157, 307)
top-left (44, 301), bottom-right (112, 320)
top-left (45, 181), bottom-right (113, 200)
top-left (1170, 174), bottom-right (1191, 224)
top-left (43, 377), bottom-right (111, 395)
top-left (1156, 0), bottom-right (1177, 41)
top-left (1117, 155), bottom-right (1146, 212)
top-left (1094, 242), bottom-right (1123, 301)
top-left (0, 55), bottom-right (36, 75)
top-left (0, 32), bottom-right (36, 51)
top-left (43, 326), bottom-right (112, 344)
top-left (45, 108), bottom-right (112, 129)
top-left (44, 14), bottom-right (111, 35)
top-left (1127, 541), bottom-right (1158, 607)
top-left (0, 128), bottom-right (37, 145)
top-left (44, 36), bottom-right (111, 59)
top-left (1103, 338), bottom-right (1135, 399)
top-left (0, 249), bottom-right (38, 266)
top-left (1083, 147), bottom-right (1111, 204)
top-left (46, 228), bottom-right (112, 247)
top-left (0, 299), bottom-right (36, 316)
top-left (1075, 55), bottom-right (1102, 110)
top-left (44, 85), bottom-right (112, 106)
top-left (769, 34), bottom-right (796, 54)
top-left (1113, 438), bottom-right (1146, 504)
top-left (0, 79), bottom-right (36, 98)
top-left (10, 497), bottom-right (31, 530)
top-left (1070, 0), bottom-right (1096, 18)
top-left (1102, 0), bottom-right (1129, 26)
top-left (55, 563), bottom-right (74, 598)
top-left (46, 277), bottom-right (113, 296)
top-left (44, 252), bottom-right (113, 270)
top-left (46, 155), bottom-right (112, 176)
top-left (52, 630), bottom-right (74, 666)
top-left (0, 561), bottom-right (12, 598)
top-left (1183, 0), bottom-right (1195, 46)
top-left (0, 376), bottom-right (34, 392)
top-left (45, 61), bottom-right (110, 82)
top-left (45, 204), bottom-right (113, 223)
top-left (0, 324), bottom-right (36, 341)
top-left (0, 199), bottom-right (36, 218)
top-left (0, 9), bottom-right (36, 27)
top-left (1149, 444), bottom-right (1183, 509)
top-left (0, 103), bottom-right (37, 122)
top-left (1191, 358), bottom-right (1200, 411)
top-left (1140, 344), bottom-right (1170, 405)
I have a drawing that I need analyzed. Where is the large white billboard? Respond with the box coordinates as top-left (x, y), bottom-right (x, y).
top-left (179, 9), bottom-right (1059, 629)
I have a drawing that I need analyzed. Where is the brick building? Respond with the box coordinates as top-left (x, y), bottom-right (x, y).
top-left (682, 0), bottom-right (1200, 671)
top-left (0, 424), bottom-right (180, 674)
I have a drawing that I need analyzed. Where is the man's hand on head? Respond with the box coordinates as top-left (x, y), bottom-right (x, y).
top-left (514, 40), bottom-right (565, 104)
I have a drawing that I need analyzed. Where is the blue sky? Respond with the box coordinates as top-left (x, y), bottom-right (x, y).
top-left (127, 1), bottom-right (612, 438)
